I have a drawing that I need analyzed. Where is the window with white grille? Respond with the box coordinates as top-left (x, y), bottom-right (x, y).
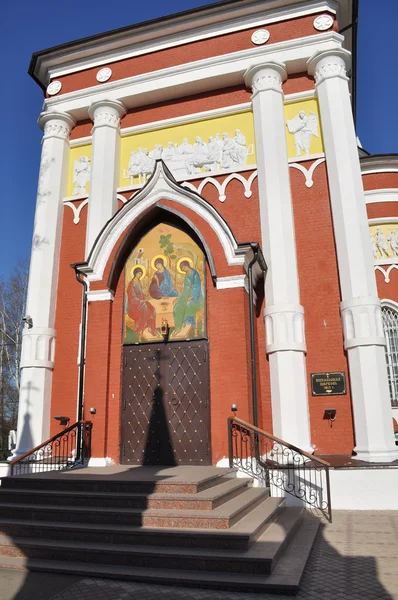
top-left (381, 305), bottom-right (398, 407)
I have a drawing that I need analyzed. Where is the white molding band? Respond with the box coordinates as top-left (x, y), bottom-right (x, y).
top-left (69, 90), bottom-right (317, 148)
top-left (365, 189), bottom-right (398, 204)
top-left (308, 48), bottom-right (398, 463)
top-left (14, 111), bottom-right (75, 460)
top-left (44, 32), bottom-right (344, 119)
top-left (216, 275), bottom-right (247, 290)
top-left (45, 1), bottom-right (336, 81)
top-left (87, 290), bottom-right (115, 302)
top-left (245, 61), bottom-right (312, 453)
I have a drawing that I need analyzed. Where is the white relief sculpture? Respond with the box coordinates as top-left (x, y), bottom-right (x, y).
top-left (222, 132), bottom-right (248, 170)
top-left (388, 228), bottom-right (398, 256)
top-left (122, 127), bottom-right (251, 184)
top-left (251, 29), bottom-right (270, 45)
top-left (72, 156), bottom-right (91, 196)
top-left (207, 136), bottom-right (222, 171)
top-left (313, 14), bottom-right (334, 31)
top-left (96, 67), bottom-right (112, 83)
top-left (286, 111), bottom-right (319, 157)
top-left (376, 227), bottom-right (390, 258)
top-left (47, 81), bottom-right (62, 96)
top-left (370, 233), bottom-right (378, 260)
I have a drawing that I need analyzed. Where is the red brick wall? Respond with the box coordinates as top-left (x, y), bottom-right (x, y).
top-left (291, 161), bottom-right (355, 455)
top-left (51, 204), bottom-right (88, 436)
top-left (55, 14), bottom-right (335, 97)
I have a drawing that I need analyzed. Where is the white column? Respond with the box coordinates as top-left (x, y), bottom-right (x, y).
top-left (244, 63), bottom-right (312, 452)
top-left (12, 111), bottom-right (76, 458)
top-left (308, 49), bottom-right (398, 462)
top-left (85, 99), bottom-right (126, 257)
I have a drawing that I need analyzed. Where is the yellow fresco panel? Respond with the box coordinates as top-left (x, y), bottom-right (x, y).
top-left (67, 144), bottom-right (92, 197)
top-left (66, 100), bottom-right (324, 196)
top-left (284, 98), bottom-right (324, 159)
top-left (120, 111), bottom-right (256, 187)
top-left (369, 223), bottom-right (398, 260)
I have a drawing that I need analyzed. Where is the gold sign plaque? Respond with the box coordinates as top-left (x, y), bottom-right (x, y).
top-left (311, 372), bottom-right (346, 396)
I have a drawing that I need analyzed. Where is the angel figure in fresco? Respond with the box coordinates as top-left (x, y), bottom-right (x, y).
top-left (72, 156), bottom-right (90, 195)
top-left (286, 111), bottom-right (319, 157)
top-left (234, 129), bottom-right (248, 166)
top-left (173, 260), bottom-right (204, 335)
top-left (376, 227), bottom-right (390, 258)
top-left (126, 266), bottom-right (158, 338)
top-left (149, 258), bottom-right (178, 299)
top-left (388, 228), bottom-right (398, 257)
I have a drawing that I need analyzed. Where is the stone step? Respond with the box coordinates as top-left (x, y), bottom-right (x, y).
top-left (0, 513), bottom-right (320, 594)
top-left (1, 467), bottom-right (236, 495)
top-left (0, 508), bottom-right (304, 576)
top-left (0, 496), bottom-right (283, 551)
top-left (0, 487), bottom-right (268, 529)
top-left (0, 477), bottom-right (251, 511)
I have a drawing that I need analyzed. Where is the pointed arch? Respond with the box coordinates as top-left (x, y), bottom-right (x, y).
top-left (79, 161), bottom-right (248, 284)
top-left (107, 202), bottom-right (217, 293)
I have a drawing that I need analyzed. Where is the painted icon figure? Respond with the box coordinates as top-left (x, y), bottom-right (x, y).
top-left (173, 259), bottom-right (204, 333)
top-left (149, 257), bottom-right (178, 299)
top-left (126, 266), bottom-right (157, 337)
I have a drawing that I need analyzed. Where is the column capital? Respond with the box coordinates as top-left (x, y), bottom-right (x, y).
top-left (88, 99), bottom-right (127, 129)
top-left (307, 48), bottom-right (350, 86)
top-left (244, 61), bottom-right (287, 96)
top-left (39, 111), bottom-right (76, 141)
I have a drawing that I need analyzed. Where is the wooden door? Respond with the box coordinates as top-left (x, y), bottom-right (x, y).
top-left (121, 340), bottom-right (211, 465)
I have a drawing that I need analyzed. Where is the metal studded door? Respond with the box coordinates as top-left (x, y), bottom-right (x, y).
top-left (121, 340), bottom-right (210, 465)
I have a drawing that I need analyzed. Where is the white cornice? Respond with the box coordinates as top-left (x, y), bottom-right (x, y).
top-left (69, 89), bottom-right (315, 147)
top-left (361, 157), bottom-right (398, 175)
top-left (36, 1), bottom-right (338, 84)
top-left (369, 217), bottom-right (398, 226)
top-left (365, 189), bottom-right (398, 204)
top-left (46, 32), bottom-right (343, 120)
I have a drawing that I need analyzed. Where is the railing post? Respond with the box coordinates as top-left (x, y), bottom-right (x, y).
top-left (228, 418), bottom-right (233, 468)
top-left (326, 466), bottom-right (333, 523)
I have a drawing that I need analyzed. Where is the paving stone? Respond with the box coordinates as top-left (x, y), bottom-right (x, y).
top-left (48, 511), bottom-right (398, 600)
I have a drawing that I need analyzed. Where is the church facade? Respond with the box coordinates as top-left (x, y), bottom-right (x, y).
top-left (14, 0), bottom-right (398, 496)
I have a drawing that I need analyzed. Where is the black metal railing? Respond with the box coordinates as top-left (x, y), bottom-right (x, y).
top-left (9, 421), bottom-right (92, 476)
top-left (228, 417), bottom-right (332, 522)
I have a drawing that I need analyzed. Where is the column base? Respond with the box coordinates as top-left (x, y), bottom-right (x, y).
top-left (354, 447), bottom-right (398, 464)
top-left (269, 350), bottom-right (312, 453)
top-left (87, 457), bottom-right (115, 467)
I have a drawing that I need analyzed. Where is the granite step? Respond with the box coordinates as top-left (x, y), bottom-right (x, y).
top-left (0, 512), bottom-right (320, 594)
top-left (0, 487), bottom-right (268, 529)
top-left (0, 507), bottom-right (304, 575)
top-left (0, 477), bottom-right (251, 511)
top-left (0, 495), bottom-right (283, 550)
top-left (0, 497), bottom-right (283, 551)
top-left (1, 467), bottom-right (236, 495)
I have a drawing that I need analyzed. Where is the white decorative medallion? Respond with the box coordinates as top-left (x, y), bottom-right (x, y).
top-left (251, 29), bottom-right (270, 45)
top-left (313, 14), bottom-right (334, 31)
top-left (96, 67), bottom-right (112, 83)
top-left (46, 80), bottom-right (62, 96)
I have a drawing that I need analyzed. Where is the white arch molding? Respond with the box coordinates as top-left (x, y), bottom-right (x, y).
top-left (80, 161), bottom-right (248, 283)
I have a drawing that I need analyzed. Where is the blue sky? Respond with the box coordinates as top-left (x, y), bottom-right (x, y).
top-left (0, 0), bottom-right (396, 277)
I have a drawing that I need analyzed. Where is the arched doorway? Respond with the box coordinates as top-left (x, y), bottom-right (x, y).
top-left (120, 222), bottom-right (211, 465)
